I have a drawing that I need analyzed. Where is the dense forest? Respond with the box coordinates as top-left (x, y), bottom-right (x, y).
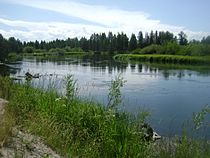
top-left (1, 30), bottom-right (210, 62)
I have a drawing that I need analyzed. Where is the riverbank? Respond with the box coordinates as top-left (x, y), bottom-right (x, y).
top-left (114, 54), bottom-right (210, 65)
top-left (0, 77), bottom-right (210, 157)
top-left (5, 51), bottom-right (87, 63)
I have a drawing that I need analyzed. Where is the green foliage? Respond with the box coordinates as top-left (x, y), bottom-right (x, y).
top-left (34, 49), bottom-right (43, 54)
top-left (189, 44), bottom-right (210, 56)
top-left (137, 31), bottom-right (144, 48)
top-left (0, 76), bottom-right (210, 157)
top-left (132, 48), bottom-right (142, 54)
top-left (114, 54), bottom-right (210, 65)
top-left (107, 75), bottom-right (126, 109)
top-left (69, 47), bottom-right (83, 52)
top-left (7, 53), bottom-right (21, 61)
top-left (0, 77), bottom-right (14, 100)
top-left (0, 76), bottom-right (150, 157)
top-left (178, 31), bottom-right (188, 45)
top-left (64, 75), bottom-right (78, 103)
top-left (132, 41), bottom-right (210, 57)
top-left (0, 34), bottom-right (7, 61)
top-left (49, 48), bottom-right (65, 55)
top-left (0, 105), bottom-right (15, 147)
top-left (138, 44), bottom-right (162, 54)
top-left (1, 30), bottom-right (210, 61)
top-left (23, 46), bottom-right (34, 54)
top-left (162, 41), bottom-right (181, 55)
top-left (129, 33), bottom-right (137, 51)
top-left (201, 36), bottom-right (210, 44)
top-left (63, 46), bottom-right (83, 52)
top-left (133, 42), bottom-right (181, 55)
top-left (193, 105), bottom-right (210, 130)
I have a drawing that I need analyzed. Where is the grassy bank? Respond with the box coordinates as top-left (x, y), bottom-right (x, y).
top-left (114, 54), bottom-right (210, 65)
top-left (0, 76), bottom-right (210, 157)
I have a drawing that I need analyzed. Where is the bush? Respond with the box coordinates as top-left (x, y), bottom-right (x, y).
top-left (49, 48), bottom-right (66, 55)
top-left (161, 42), bottom-right (181, 55)
top-left (70, 47), bottom-right (83, 52)
top-left (64, 46), bottom-right (84, 52)
top-left (114, 54), bottom-right (210, 65)
top-left (139, 44), bottom-right (162, 54)
top-left (34, 49), bottom-right (43, 54)
top-left (132, 48), bottom-right (142, 54)
top-left (190, 44), bottom-right (210, 56)
top-left (23, 46), bottom-right (34, 54)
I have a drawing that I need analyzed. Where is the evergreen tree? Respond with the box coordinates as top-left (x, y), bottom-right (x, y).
top-left (201, 36), bottom-right (210, 44)
top-left (129, 33), bottom-right (137, 51)
top-left (178, 31), bottom-right (188, 45)
top-left (117, 33), bottom-right (123, 51)
top-left (0, 34), bottom-right (8, 62)
top-left (122, 33), bottom-right (129, 51)
top-left (80, 37), bottom-right (89, 52)
top-left (108, 32), bottom-right (114, 52)
top-left (149, 31), bottom-right (154, 45)
top-left (144, 32), bottom-right (150, 47)
top-left (138, 31), bottom-right (143, 48)
top-left (154, 31), bottom-right (158, 44)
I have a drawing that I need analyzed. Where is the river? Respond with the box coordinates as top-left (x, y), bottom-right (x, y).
top-left (1, 55), bottom-right (210, 138)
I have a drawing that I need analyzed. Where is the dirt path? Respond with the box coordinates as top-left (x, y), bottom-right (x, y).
top-left (0, 98), bottom-right (62, 158)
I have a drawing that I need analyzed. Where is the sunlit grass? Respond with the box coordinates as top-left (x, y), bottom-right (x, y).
top-left (0, 101), bottom-right (15, 147)
top-left (114, 54), bottom-right (210, 65)
top-left (0, 76), bottom-right (209, 157)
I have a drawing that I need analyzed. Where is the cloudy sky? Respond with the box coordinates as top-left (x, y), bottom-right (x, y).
top-left (0, 0), bottom-right (210, 41)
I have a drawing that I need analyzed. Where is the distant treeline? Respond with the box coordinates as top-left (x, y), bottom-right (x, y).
top-left (1, 31), bottom-right (210, 61)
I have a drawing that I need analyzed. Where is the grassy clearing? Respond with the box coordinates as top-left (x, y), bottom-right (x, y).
top-left (0, 76), bottom-right (210, 157)
top-left (114, 54), bottom-right (210, 65)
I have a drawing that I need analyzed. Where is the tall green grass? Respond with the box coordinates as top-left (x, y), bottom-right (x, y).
top-left (0, 77), bottom-right (151, 157)
top-left (0, 103), bottom-right (15, 147)
top-left (114, 54), bottom-right (210, 65)
top-left (0, 76), bottom-right (209, 157)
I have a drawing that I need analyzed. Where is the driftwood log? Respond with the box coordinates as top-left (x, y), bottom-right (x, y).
top-left (25, 72), bottom-right (40, 80)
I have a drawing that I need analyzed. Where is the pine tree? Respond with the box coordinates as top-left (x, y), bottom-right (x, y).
top-left (138, 31), bottom-right (143, 48)
top-left (178, 31), bottom-right (188, 45)
top-left (129, 33), bottom-right (137, 51)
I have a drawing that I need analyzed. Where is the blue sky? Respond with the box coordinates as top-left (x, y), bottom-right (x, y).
top-left (0, 0), bottom-right (209, 41)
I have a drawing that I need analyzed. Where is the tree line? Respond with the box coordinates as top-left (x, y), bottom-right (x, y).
top-left (1, 30), bottom-right (210, 61)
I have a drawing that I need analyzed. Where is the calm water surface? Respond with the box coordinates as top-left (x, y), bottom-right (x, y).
top-left (1, 55), bottom-right (210, 138)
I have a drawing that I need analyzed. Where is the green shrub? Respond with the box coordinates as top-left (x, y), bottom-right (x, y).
top-left (139, 44), bottom-right (162, 54)
top-left (161, 42), bottom-right (181, 55)
top-left (23, 46), bottom-right (34, 54)
top-left (114, 54), bottom-right (210, 65)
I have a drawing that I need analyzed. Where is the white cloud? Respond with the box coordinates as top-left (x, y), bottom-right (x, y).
top-left (0, 0), bottom-right (209, 41)
top-left (0, 18), bottom-right (112, 41)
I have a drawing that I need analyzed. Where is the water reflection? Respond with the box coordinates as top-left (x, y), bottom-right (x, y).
top-left (19, 55), bottom-right (210, 79)
top-left (2, 55), bottom-right (210, 138)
